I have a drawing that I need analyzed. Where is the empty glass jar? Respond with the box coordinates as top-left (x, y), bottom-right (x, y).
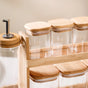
top-left (0, 33), bottom-right (20, 87)
top-left (55, 61), bottom-right (87, 88)
top-left (48, 19), bottom-right (73, 56)
top-left (71, 17), bottom-right (88, 53)
top-left (24, 21), bottom-right (51, 59)
top-left (30, 65), bottom-right (59, 88)
top-left (81, 59), bottom-right (88, 88)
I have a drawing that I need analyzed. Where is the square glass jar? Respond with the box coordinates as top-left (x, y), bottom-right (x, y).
top-left (24, 22), bottom-right (52, 59)
top-left (55, 61), bottom-right (87, 88)
top-left (71, 17), bottom-right (88, 53)
top-left (30, 65), bottom-right (59, 88)
top-left (48, 19), bottom-right (73, 56)
top-left (81, 59), bottom-right (88, 88)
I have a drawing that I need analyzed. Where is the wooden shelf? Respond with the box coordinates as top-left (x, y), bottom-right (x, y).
top-left (27, 52), bottom-right (88, 67)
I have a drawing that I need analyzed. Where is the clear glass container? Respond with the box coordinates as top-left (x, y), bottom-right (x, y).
top-left (72, 27), bottom-right (88, 53)
top-left (30, 65), bottom-right (59, 88)
top-left (24, 22), bottom-right (51, 59)
top-left (30, 77), bottom-right (58, 88)
top-left (81, 59), bottom-right (88, 88)
top-left (52, 28), bottom-right (72, 56)
top-left (0, 31), bottom-right (20, 87)
top-left (48, 19), bottom-right (73, 56)
top-left (55, 61), bottom-right (88, 88)
top-left (71, 17), bottom-right (88, 53)
top-left (0, 47), bottom-right (18, 87)
top-left (59, 72), bottom-right (87, 88)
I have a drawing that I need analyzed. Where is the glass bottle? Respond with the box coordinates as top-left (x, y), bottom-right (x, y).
top-left (71, 17), bottom-right (88, 53)
top-left (81, 59), bottom-right (88, 88)
top-left (0, 20), bottom-right (21, 87)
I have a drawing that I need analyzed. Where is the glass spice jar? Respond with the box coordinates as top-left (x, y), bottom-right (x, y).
top-left (24, 22), bottom-right (51, 59)
top-left (48, 19), bottom-right (73, 56)
top-left (0, 20), bottom-right (21, 88)
top-left (71, 17), bottom-right (88, 53)
top-left (30, 65), bottom-right (59, 88)
top-left (55, 61), bottom-right (87, 88)
top-left (81, 59), bottom-right (88, 88)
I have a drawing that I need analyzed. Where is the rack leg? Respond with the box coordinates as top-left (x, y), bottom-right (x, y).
top-left (18, 46), bottom-right (30, 88)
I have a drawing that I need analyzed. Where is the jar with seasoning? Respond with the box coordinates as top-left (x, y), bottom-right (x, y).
top-left (48, 19), bottom-right (73, 56)
top-left (30, 65), bottom-right (59, 88)
top-left (24, 22), bottom-right (51, 59)
top-left (55, 61), bottom-right (87, 88)
top-left (0, 20), bottom-right (21, 87)
top-left (71, 17), bottom-right (88, 53)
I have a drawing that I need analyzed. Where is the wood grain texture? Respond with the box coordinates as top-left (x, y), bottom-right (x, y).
top-left (54, 61), bottom-right (87, 75)
top-left (71, 16), bottom-right (88, 27)
top-left (30, 65), bottom-right (59, 80)
top-left (48, 19), bottom-right (74, 29)
top-left (27, 52), bottom-right (88, 68)
top-left (0, 33), bottom-right (21, 48)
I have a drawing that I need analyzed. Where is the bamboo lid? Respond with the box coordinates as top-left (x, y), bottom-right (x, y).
top-left (71, 17), bottom-right (88, 27)
top-left (48, 18), bottom-right (73, 32)
top-left (55, 61), bottom-right (87, 77)
top-left (24, 21), bottom-right (51, 36)
top-left (0, 33), bottom-right (21, 48)
top-left (81, 59), bottom-right (88, 66)
top-left (30, 65), bottom-right (59, 81)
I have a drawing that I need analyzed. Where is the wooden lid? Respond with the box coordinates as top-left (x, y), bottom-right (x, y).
top-left (81, 59), bottom-right (88, 66)
top-left (30, 65), bottom-right (59, 81)
top-left (71, 17), bottom-right (88, 27)
top-left (48, 18), bottom-right (74, 31)
top-left (0, 33), bottom-right (21, 48)
top-left (55, 61), bottom-right (87, 77)
top-left (24, 21), bottom-right (51, 36)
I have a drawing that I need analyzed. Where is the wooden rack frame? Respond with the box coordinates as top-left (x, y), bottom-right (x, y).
top-left (17, 31), bottom-right (88, 88)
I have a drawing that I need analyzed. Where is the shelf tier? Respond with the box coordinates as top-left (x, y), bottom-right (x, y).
top-left (27, 52), bottom-right (88, 67)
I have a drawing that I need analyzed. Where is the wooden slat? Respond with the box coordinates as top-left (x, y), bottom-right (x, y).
top-left (0, 84), bottom-right (18, 88)
top-left (18, 31), bottom-right (30, 60)
top-left (18, 32), bottom-right (30, 88)
top-left (27, 52), bottom-right (88, 67)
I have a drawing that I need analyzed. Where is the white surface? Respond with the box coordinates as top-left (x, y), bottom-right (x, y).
top-left (0, 57), bottom-right (18, 87)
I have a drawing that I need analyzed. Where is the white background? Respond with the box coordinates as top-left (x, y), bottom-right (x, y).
top-left (0, 0), bottom-right (88, 33)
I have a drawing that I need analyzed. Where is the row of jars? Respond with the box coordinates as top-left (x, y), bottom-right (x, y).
top-left (24, 16), bottom-right (88, 59)
top-left (30, 60), bottom-right (88, 88)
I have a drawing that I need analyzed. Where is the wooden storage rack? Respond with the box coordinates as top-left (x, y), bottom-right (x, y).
top-left (1, 31), bottom-right (88, 88)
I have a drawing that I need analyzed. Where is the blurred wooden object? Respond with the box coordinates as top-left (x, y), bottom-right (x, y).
top-left (0, 84), bottom-right (18, 88)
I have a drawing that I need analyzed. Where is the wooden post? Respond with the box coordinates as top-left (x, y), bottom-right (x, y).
top-left (18, 32), bottom-right (30, 88)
